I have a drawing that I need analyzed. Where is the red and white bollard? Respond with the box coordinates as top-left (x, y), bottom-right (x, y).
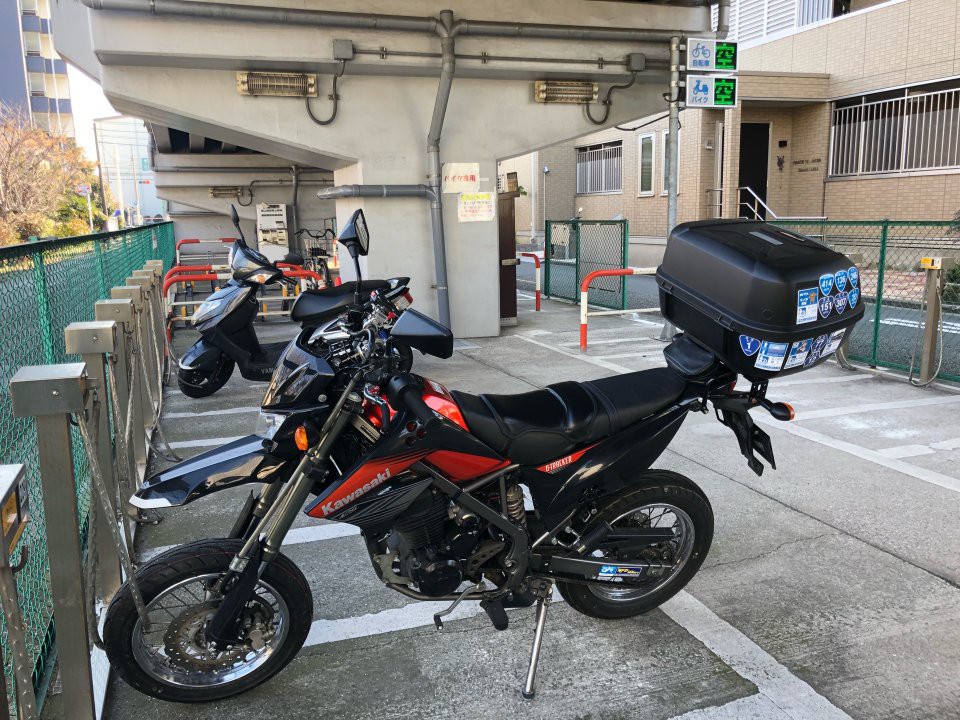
top-left (521, 253), bottom-right (542, 311)
top-left (579, 267), bottom-right (659, 352)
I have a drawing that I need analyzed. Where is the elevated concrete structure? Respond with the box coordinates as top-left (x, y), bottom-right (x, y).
top-left (53, 0), bottom-right (718, 336)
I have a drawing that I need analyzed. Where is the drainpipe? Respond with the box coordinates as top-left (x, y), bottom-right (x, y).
top-left (425, 9), bottom-right (455, 328)
top-left (290, 165), bottom-right (300, 250)
top-left (716, 0), bottom-right (731, 38)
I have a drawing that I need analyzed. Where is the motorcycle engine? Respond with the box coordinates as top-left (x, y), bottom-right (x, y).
top-left (389, 490), bottom-right (481, 597)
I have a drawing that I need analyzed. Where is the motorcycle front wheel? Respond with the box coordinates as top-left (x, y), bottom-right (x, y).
top-left (556, 471), bottom-right (713, 620)
top-left (177, 357), bottom-right (234, 398)
top-left (104, 539), bottom-right (312, 703)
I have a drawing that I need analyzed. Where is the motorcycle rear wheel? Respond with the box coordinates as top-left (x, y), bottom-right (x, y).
top-left (177, 357), bottom-right (235, 398)
top-left (556, 471), bottom-right (713, 620)
top-left (104, 539), bottom-right (312, 703)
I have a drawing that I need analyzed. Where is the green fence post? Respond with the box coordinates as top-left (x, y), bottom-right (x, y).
top-left (544, 221), bottom-right (551, 299)
top-left (871, 219), bottom-right (889, 368)
top-left (622, 219), bottom-right (629, 310)
top-left (30, 248), bottom-right (56, 364)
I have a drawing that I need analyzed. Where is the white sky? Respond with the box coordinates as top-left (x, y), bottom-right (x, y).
top-left (67, 63), bottom-right (119, 161)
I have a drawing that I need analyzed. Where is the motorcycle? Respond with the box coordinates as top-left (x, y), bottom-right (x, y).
top-left (105, 208), bottom-right (794, 703)
top-left (177, 205), bottom-right (414, 398)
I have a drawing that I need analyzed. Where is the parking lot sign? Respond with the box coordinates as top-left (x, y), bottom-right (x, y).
top-left (686, 38), bottom-right (738, 72)
top-left (685, 75), bottom-right (737, 108)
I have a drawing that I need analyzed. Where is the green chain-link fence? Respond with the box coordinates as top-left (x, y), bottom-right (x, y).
top-left (772, 220), bottom-right (959, 382)
top-left (544, 220), bottom-right (628, 309)
top-left (0, 222), bottom-right (175, 708)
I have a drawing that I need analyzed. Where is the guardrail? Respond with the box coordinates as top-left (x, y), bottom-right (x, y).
top-left (580, 267), bottom-right (659, 352)
top-left (520, 253), bottom-right (541, 311)
top-left (1, 254), bottom-right (170, 719)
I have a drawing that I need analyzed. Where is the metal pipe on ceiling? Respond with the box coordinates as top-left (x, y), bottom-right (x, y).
top-left (154, 166), bottom-right (330, 174)
top-left (78, 0), bottom-right (715, 42)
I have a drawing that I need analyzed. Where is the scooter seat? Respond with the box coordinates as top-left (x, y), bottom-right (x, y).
top-left (290, 280), bottom-right (390, 325)
top-left (451, 368), bottom-right (686, 466)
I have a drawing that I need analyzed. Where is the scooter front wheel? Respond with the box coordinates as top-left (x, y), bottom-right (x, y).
top-left (177, 358), bottom-right (235, 398)
top-left (104, 539), bottom-right (312, 703)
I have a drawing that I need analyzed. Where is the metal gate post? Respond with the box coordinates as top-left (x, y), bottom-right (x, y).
top-left (836, 252), bottom-right (863, 369)
top-left (919, 257), bottom-right (955, 385)
top-left (0, 464), bottom-right (39, 720)
top-left (64, 321), bottom-right (123, 598)
top-left (126, 275), bottom-right (159, 408)
top-left (95, 299), bottom-right (143, 483)
top-left (111, 285), bottom-right (152, 440)
top-left (9, 365), bottom-right (96, 720)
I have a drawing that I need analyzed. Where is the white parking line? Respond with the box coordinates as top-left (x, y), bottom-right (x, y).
top-left (514, 334), bottom-right (630, 374)
top-left (560, 337), bottom-right (660, 347)
top-left (758, 419), bottom-right (960, 494)
top-left (878, 437), bottom-right (960, 459)
top-left (770, 373), bottom-right (871, 387)
top-left (163, 406), bottom-right (259, 419)
top-left (303, 588), bottom-right (849, 718)
top-left (880, 318), bottom-right (960, 334)
top-left (791, 394), bottom-right (960, 421)
top-left (662, 593), bottom-right (852, 720)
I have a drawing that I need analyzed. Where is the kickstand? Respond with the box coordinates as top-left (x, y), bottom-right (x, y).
top-left (521, 582), bottom-right (553, 700)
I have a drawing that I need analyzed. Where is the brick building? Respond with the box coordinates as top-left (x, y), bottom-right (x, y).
top-left (500, 0), bottom-right (960, 266)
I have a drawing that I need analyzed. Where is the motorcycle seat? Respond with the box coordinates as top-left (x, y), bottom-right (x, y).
top-left (451, 368), bottom-right (686, 466)
top-left (290, 279), bottom-right (389, 325)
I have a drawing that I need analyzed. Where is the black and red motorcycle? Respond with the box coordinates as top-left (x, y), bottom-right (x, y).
top-left (104, 210), bottom-right (804, 703)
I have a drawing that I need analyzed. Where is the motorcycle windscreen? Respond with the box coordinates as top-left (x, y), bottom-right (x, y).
top-left (390, 309), bottom-right (454, 359)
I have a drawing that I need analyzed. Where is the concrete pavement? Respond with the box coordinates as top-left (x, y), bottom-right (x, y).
top-left (92, 294), bottom-right (960, 720)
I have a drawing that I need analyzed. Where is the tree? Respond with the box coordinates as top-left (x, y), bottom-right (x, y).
top-left (0, 103), bottom-right (97, 245)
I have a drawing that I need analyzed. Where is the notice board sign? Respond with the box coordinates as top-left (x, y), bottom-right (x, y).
top-left (457, 192), bottom-right (495, 222)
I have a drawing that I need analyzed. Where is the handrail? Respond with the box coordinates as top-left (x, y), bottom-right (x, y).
top-left (735, 186), bottom-right (827, 221)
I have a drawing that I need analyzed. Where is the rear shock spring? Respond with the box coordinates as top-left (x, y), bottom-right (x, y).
top-left (505, 483), bottom-right (527, 529)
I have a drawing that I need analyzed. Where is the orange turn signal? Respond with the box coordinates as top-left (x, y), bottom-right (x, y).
top-left (294, 425), bottom-right (310, 451)
top-left (783, 403), bottom-right (795, 420)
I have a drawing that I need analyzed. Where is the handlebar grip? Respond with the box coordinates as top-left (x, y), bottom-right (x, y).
top-left (387, 374), bottom-right (440, 430)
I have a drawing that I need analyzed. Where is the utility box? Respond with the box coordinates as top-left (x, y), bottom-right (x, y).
top-left (256, 203), bottom-right (293, 262)
top-left (0, 465), bottom-right (28, 556)
top-left (656, 219), bottom-right (865, 380)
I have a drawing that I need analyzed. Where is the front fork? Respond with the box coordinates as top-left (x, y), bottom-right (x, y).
top-left (207, 381), bottom-right (361, 645)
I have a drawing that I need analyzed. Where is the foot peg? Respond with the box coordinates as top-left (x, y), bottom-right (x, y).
top-left (480, 598), bottom-right (509, 630)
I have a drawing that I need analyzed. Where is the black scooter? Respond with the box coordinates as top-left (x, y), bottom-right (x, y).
top-left (177, 206), bottom-right (411, 398)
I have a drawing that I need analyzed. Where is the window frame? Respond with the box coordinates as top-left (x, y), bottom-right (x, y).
top-left (575, 140), bottom-right (623, 195)
top-left (637, 132), bottom-right (655, 197)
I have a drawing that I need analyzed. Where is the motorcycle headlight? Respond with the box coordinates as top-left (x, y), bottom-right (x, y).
top-left (191, 297), bottom-right (225, 323)
top-left (255, 411), bottom-right (286, 439)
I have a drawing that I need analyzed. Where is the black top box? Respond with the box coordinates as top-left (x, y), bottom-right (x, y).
top-left (656, 219), bottom-right (865, 380)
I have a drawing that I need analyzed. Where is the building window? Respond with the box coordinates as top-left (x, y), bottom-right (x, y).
top-left (23, 32), bottom-right (41, 56)
top-left (576, 141), bottom-right (622, 194)
top-left (661, 129), bottom-right (681, 194)
top-left (28, 73), bottom-right (45, 97)
top-left (830, 83), bottom-right (960, 177)
top-left (638, 133), bottom-right (655, 196)
top-left (21, 0), bottom-right (38, 15)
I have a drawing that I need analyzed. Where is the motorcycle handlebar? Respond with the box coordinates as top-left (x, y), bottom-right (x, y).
top-left (386, 374), bottom-right (440, 431)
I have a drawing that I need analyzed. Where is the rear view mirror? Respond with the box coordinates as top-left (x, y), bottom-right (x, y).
top-left (338, 209), bottom-right (370, 257)
top-left (229, 204), bottom-right (246, 243)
